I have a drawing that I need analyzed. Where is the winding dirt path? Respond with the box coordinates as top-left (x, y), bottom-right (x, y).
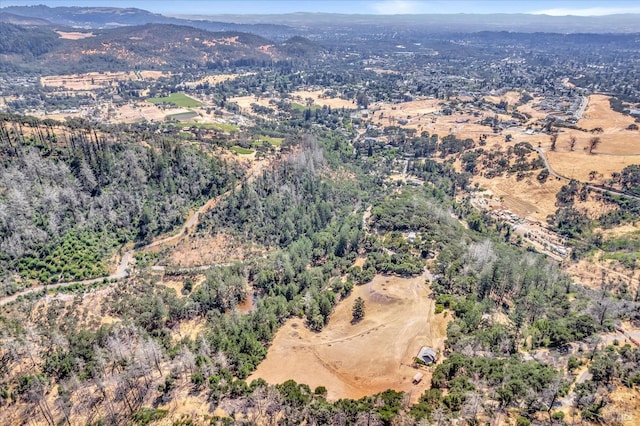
top-left (0, 158), bottom-right (269, 307)
top-left (535, 147), bottom-right (640, 201)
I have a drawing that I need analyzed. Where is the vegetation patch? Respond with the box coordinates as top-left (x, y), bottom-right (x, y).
top-left (172, 122), bottom-right (239, 132)
top-left (165, 111), bottom-right (198, 121)
top-left (147, 93), bottom-right (203, 108)
top-left (230, 145), bottom-right (254, 155)
top-left (253, 135), bottom-right (283, 146)
top-left (17, 229), bottom-right (117, 283)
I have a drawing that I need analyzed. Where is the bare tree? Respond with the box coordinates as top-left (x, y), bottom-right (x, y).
top-left (569, 135), bottom-right (577, 151)
top-left (588, 136), bottom-right (601, 154)
top-left (550, 132), bottom-right (558, 151)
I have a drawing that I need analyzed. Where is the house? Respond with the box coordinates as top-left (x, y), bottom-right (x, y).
top-left (417, 347), bottom-right (437, 364)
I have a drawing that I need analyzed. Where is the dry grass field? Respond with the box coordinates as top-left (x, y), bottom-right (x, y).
top-left (55, 31), bottom-right (94, 40)
top-left (184, 73), bottom-right (253, 88)
top-left (472, 175), bottom-right (565, 222)
top-left (230, 95), bottom-right (274, 111)
top-left (114, 102), bottom-right (168, 122)
top-left (291, 90), bottom-right (357, 109)
top-left (165, 233), bottom-right (258, 267)
top-left (484, 90), bottom-right (523, 110)
top-left (544, 95), bottom-right (640, 182)
top-left (249, 269), bottom-right (449, 402)
top-left (40, 70), bottom-right (169, 90)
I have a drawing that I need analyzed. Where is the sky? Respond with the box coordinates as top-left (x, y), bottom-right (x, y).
top-left (2, 0), bottom-right (640, 16)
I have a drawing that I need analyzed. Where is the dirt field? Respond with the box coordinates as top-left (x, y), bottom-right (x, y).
top-left (114, 102), bottom-right (168, 122)
top-left (40, 70), bottom-right (169, 90)
top-left (249, 270), bottom-right (449, 402)
top-left (166, 233), bottom-right (256, 267)
top-left (55, 31), bottom-right (94, 40)
top-left (184, 73), bottom-right (253, 88)
top-left (472, 175), bottom-right (565, 222)
top-left (291, 90), bottom-right (357, 109)
top-left (484, 90), bottom-right (522, 110)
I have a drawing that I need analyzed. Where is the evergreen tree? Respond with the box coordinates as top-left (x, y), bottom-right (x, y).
top-left (352, 297), bottom-right (365, 322)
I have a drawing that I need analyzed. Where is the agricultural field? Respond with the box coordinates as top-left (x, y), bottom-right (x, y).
top-left (147, 93), bottom-right (203, 108)
top-left (250, 270), bottom-right (449, 402)
top-left (40, 70), bottom-right (169, 90)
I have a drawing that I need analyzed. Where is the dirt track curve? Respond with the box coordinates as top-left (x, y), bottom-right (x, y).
top-left (0, 159), bottom-right (268, 306)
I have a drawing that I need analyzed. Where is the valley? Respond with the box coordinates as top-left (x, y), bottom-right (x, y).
top-left (1, 3), bottom-right (640, 425)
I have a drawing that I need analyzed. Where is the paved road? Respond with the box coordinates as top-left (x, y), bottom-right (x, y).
top-left (575, 95), bottom-right (589, 120)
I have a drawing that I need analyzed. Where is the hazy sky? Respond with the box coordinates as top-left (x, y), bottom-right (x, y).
top-left (3, 0), bottom-right (640, 16)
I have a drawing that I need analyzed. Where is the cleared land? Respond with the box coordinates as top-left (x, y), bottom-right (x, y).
top-left (544, 95), bottom-right (640, 183)
top-left (183, 73), bottom-right (253, 88)
top-left (40, 70), bottom-right (168, 90)
top-left (472, 176), bottom-right (565, 222)
top-left (55, 31), bottom-right (94, 40)
top-left (250, 269), bottom-right (449, 402)
top-left (291, 90), bottom-right (357, 109)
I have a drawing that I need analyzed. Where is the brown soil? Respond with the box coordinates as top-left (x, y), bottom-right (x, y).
top-left (114, 102), bottom-right (167, 122)
top-left (603, 386), bottom-right (640, 426)
top-left (472, 175), bottom-right (565, 222)
top-left (249, 270), bottom-right (449, 402)
top-left (166, 233), bottom-right (253, 267)
top-left (55, 31), bottom-right (94, 40)
top-left (484, 91), bottom-right (523, 110)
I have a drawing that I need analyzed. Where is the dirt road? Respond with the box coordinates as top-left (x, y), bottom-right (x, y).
top-left (0, 158), bottom-right (269, 307)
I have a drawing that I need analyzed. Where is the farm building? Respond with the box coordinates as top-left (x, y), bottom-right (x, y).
top-left (417, 347), bottom-right (437, 364)
top-left (412, 372), bottom-right (424, 384)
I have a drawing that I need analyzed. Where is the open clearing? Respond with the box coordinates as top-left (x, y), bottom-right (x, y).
top-left (472, 175), bottom-right (565, 222)
top-left (40, 70), bottom-right (169, 90)
top-left (184, 72), bottom-right (253, 88)
top-left (291, 90), bottom-right (357, 109)
top-left (249, 270), bottom-right (449, 402)
top-left (543, 95), bottom-right (640, 182)
top-left (55, 31), bottom-right (94, 40)
top-left (147, 93), bottom-right (203, 108)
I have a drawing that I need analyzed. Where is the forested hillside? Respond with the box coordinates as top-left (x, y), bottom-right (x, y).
top-left (1, 5), bottom-right (640, 425)
top-left (0, 115), bottom-right (239, 293)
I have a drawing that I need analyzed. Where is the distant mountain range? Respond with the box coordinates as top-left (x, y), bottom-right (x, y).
top-left (1, 5), bottom-right (638, 38)
top-left (0, 5), bottom-right (297, 40)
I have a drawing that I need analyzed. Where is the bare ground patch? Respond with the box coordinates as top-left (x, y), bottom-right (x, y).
top-left (55, 31), bottom-right (94, 40)
top-left (603, 386), bottom-right (640, 426)
top-left (249, 270), bottom-right (449, 402)
top-left (472, 175), bottom-right (565, 222)
top-left (165, 233), bottom-right (257, 267)
top-left (291, 90), bottom-right (357, 109)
